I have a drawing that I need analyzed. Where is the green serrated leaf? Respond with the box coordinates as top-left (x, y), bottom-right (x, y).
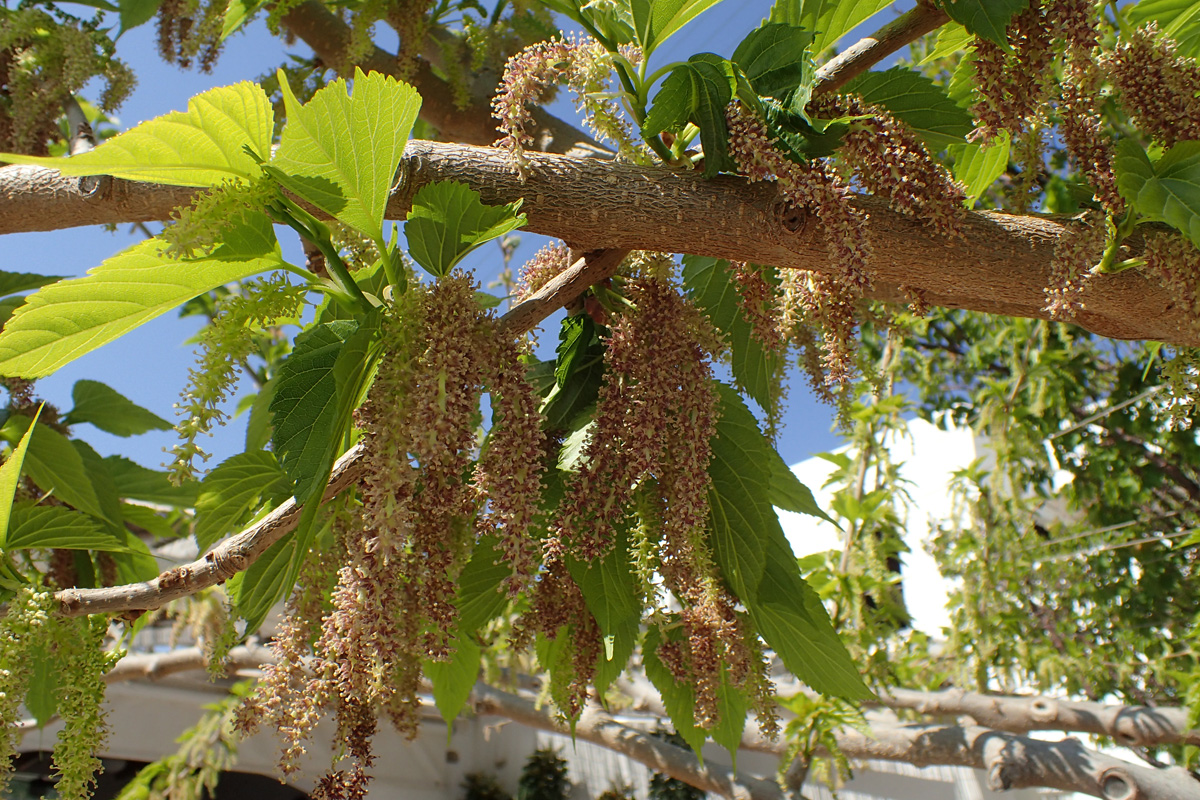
top-left (0, 404), bottom-right (40, 549)
top-left (751, 532), bottom-right (872, 700)
top-left (64, 379), bottom-right (172, 437)
top-left (844, 67), bottom-right (974, 148)
top-left (644, 55), bottom-right (737, 177)
top-left (940, 0), bottom-right (1029, 47)
top-left (405, 181), bottom-right (526, 278)
top-left (120, 502), bottom-right (178, 540)
top-left (568, 523), bottom-right (641, 695)
top-left (1130, 0), bottom-right (1200, 59)
top-left (269, 320), bottom-right (358, 501)
top-left (643, 626), bottom-right (708, 755)
top-left (0, 225), bottom-right (283, 379)
top-left (426, 634), bottom-right (482, 726)
top-left (0, 81), bottom-right (273, 186)
top-left (4, 503), bottom-right (125, 551)
top-left (732, 22), bottom-right (815, 100)
top-left (707, 388), bottom-right (773, 602)
top-left (1116, 139), bottom-right (1200, 248)
top-left (554, 314), bottom-right (595, 389)
top-left (767, 450), bottom-right (833, 523)
top-left (245, 378), bottom-right (277, 453)
top-left (1, 415), bottom-right (106, 522)
top-left (770, 0), bottom-right (890, 57)
top-left (0, 271), bottom-right (63, 299)
top-left (104, 456), bottom-right (200, 506)
top-left (949, 130), bottom-right (1010, 208)
top-left (681, 256), bottom-right (781, 411)
top-left (230, 528), bottom-right (297, 634)
top-left (271, 67), bottom-right (421, 239)
top-left (632, 0), bottom-right (726, 56)
top-left (919, 22), bottom-right (973, 65)
top-left (195, 450), bottom-right (293, 551)
top-left (457, 534), bottom-right (510, 633)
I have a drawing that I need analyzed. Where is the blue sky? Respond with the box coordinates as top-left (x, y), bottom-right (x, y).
top-left (8, 0), bottom-right (919, 473)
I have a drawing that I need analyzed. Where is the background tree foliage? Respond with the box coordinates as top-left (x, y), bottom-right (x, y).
top-left (1, 1), bottom-right (1200, 799)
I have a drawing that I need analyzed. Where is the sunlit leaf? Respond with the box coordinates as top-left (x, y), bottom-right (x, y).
top-left (4, 503), bottom-right (124, 551)
top-left (844, 67), bottom-right (974, 148)
top-left (271, 67), bottom-right (421, 239)
top-left (0, 221), bottom-right (282, 378)
top-left (0, 405), bottom-right (40, 549)
top-left (950, 131), bottom-right (1010, 208)
top-left (1129, 0), bottom-right (1200, 60)
top-left (940, 0), bottom-right (1030, 47)
top-left (426, 634), bottom-right (482, 726)
top-left (631, 0), bottom-right (726, 56)
top-left (769, 0), bottom-right (891, 56)
top-left (0, 82), bottom-right (273, 186)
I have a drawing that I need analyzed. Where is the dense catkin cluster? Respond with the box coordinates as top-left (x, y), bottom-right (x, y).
top-left (155, 0), bottom-right (228, 72)
top-left (729, 262), bottom-right (786, 351)
top-left (51, 617), bottom-right (120, 800)
top-left (1106, 24), bottom-right (1200, 149)
top-left (169, 273), bottom-right (307, 481)
top-left (492, 35), bottom-right (635, 175)
top-left (970, 2), bottom-right (1056, 140)
top-left (808, 95), bottom-right (968, 239)
top-left (1141, 233), bottom-right (1200, 340)
top-left (0, 9), bottom-right (134, 155)
top-left (552, 267), bottom-right (722, 560)
top-left (1044, 212), bottom-right (1107, 321)
top-left (725, 102), bottom-right (869, 386)
top-left (0, 588), bottom-right (54, 796)
top-left (517, 241), bottom-right (571, 300)
top-left (239, 274), bottom-right (547, 799)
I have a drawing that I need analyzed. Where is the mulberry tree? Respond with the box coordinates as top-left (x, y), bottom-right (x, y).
top-left (1, 1), bottom-right (1200, 799)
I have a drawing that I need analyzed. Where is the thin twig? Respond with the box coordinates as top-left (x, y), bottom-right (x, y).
top-left (812, 2), bottom-right (951, 97)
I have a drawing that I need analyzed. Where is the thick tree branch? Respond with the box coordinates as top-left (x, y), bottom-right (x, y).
top-left (812, 2), bottom-right (951, 96)
top-left (102, 644), bottom-right (276, 684)
top-left (877, 687), bottom-right (1200, 748)
top-left (0, 143), bottom-right (1191, 345)
top-left (827, 724), bottom-right (1200, 800)
top-left (56, 446), bottom-right (366, 617)
top-left (278, 0), bottom-right (606, 159)
top-left (470, 684), bottom-right (782, 800)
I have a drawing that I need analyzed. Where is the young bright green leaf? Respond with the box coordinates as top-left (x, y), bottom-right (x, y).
top-left (270, 320), bottom-right (359, 502)
top-left (0, 271), bottom-right (64, 298)
top-left (271, 67), bottom-right (421, 239)
top-left (4, 503), bottom-right (125, 551)
top-left (221, 0), bottom-right (266, 40)
top-left (843, 68), bottom-right (974, 148)
top-left (405, 181), bottom-right (526, 278)
top-left (940, 0), bottom-right (1030, 47)
top-left (426, 634), bottom-right (482, 726)
top-left (0, 404), bottom-right (40, 549)
top-left (194, 450), bottom-right (293, 551)
top-left (919, 22), bottom-right (973, 65)
top-left (542, 0), bottom-right (636, 45)
top-left (731, 23), bottom-right (815, 100)
top-left (631, 0), bottom-right (726, 57)
top-left (1129, 0), bottom-right (1200, 60)
top-left (64, 379), bottom-right (172, 437)
top-left (104, 456), bottom-right (200, 506)
top-left (0, 81), bottom-right (273, 186)
top-left (682, 256), bottom-right (782, 412)
top-left (769, 0), bottom-right (890, 57)
top-left (1116, 139), bottom-right (1200, 248)
top-left (950, 131), bottom-right (1011, 208)
top-left (0, 221), bottom-right (283, 379)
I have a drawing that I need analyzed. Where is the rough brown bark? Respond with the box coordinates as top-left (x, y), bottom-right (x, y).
top-left (0, 141), bottom-right (1192, 346)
